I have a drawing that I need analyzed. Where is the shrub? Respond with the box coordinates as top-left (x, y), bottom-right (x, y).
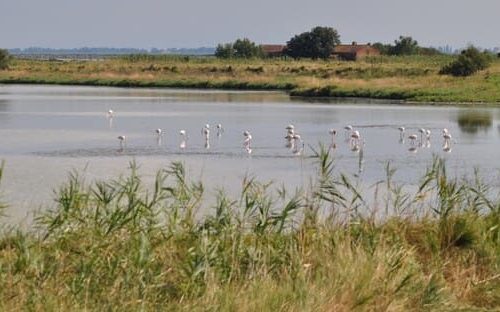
top-left (439, 46), bottom-right (491, 77)
top-left (0, 49), bottom-right (10, 70)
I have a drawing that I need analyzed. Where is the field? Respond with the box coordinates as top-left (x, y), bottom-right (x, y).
top-left (1, 150), bottom-right (499, 311)
top-left (1, 55), bottom-right (500, 103)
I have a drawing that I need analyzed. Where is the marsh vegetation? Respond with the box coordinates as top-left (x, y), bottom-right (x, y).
top-left (0, 148), bottom-right (499, 310)
top-left (2, 55), bottom-right (500, 103)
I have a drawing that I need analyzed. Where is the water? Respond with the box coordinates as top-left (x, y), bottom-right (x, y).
top-left (1, 85), bottom-right (499, 222)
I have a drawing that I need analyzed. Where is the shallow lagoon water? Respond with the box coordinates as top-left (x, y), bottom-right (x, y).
top-left (1, 85), bottom-right (499, 222)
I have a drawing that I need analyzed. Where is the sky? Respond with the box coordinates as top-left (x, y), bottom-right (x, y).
top-left (1, 0), bottom-right (499, 49)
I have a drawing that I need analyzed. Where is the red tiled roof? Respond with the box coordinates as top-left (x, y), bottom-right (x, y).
top-left (260, 44), bottom-right (286, 54)
top-left (333, 44), bottom-right (377, 54)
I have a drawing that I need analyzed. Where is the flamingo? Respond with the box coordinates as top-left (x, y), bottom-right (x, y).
top-left (350, 130), bottom-right (360, 146)
top-left (179, 130), bottom-right (187, 149)
top-left (418, 128), bottom-right (427, 145)
top-left (425, 129), bottom-right (432, 148)
top-left (344, 125), bottom-right (353, 139)
top-left (398, 126), bottom-right (405, 144)
top-left (443, 132), bottom-right (452, 146)
top-left (202, 124), bottom-right (210, 140)
top-left (155, 128), bottom-right (163, 146)
top-left (329, 128), bottom-right (337, 141)
top-left (291, 133), bottom-right (303, 151)
top-left (117, 135), bottom-right (126, 150)
top-left (216, 123), bottom-right (224, 136)
top-left (408, 134), bottom-right (418, 145)
top-left (243, 131), bottom-right (252, 154)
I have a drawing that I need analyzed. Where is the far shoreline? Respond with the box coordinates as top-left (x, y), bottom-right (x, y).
top-left (2, 80), bottom-right (499, 107)
top-left (2, 55), bottom-right (500, 105)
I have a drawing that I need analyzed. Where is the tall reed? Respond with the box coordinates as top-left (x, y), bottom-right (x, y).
top-left (0, 150), bottom-right (499, 310)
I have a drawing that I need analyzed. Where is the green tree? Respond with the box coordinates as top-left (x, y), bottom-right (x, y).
top-left (285, 26), bottom-right (341, 59)
top-left (439, 46), bottom-right (491, 77)
top-left (215, 39), bottom-right (262, 59)
top-left (215, 43), bottom-right (235, 59)
top-left (233, 38), bottom-right (262, 58)
top-left (0, 49), bottom-right (10, 70)
top-left (371, 42), bottom-right (393, 55)
top-left (390, 36), bottom-right (419, 55)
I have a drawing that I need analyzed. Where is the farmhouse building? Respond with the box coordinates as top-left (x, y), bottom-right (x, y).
top-left (260, 44), bottom-right (286, 57)
top-left (332, 42), bottom-right (380, 60)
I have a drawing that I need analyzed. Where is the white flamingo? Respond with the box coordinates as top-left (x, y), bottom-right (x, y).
top-left (425, 129), bottom-right (432, 148)
top-left (398, 126), bottom-right (405, 143)
top-left (350, 130), bottom-right (360, 145)
top-left (202, 124), bottom-right (210, 140)
top-left (329, 128), bottom-right (337, 144)
top-left (154, 128), bottom-right (163, 145)
top-left (418, 128), bottom-right (426, 144)
top-left (243, 131), bottom-right (252, 154)
top-left (216, 123), bottom-right (224, 136)
top-left (344, 125), bottom-right (353, 139)
top-left (443, 131), bottom-right (452, 146)
top-left (179, 130), bottom-right (187, 149)
top-left (398, 126), bottom-right (405, 136)
top-left (408, 134), bottom-right (418, 145)
top-left (117, 135), bottom-right (126, 150)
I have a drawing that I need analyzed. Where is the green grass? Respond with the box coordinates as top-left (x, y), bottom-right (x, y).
top-left (2, 55), bottom-right (500, 103)
top-left (0, 148), bottom-right (499, 310)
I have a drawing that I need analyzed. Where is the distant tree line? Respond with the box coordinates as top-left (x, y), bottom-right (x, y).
top-left (216, 26), bottom-right (341, 60)
top-left (372, 36), bottom-right (442, 56)
top-left (215, 30), bottom-right (446, 60)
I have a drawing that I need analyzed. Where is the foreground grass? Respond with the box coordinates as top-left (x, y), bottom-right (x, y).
top-left (0, 149), bottom-right (500, 310)
top-left (1, 55), bottom-right (500, 103)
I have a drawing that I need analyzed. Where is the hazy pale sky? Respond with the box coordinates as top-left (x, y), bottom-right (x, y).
top-left (1, 0), bottom-right (499, 49)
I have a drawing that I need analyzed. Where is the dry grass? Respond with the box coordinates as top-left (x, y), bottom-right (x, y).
top-left (0, 151), bottom-right (499, 310)
top-left (1, 55), bottom-right (500, 102)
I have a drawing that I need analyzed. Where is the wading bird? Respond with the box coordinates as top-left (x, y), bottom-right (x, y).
top-left (117, 135), bottom-right (126, 150)
top-left (329, 128), bottom-right (337, 144)
top-left (216, 123), bottom-right (224, 136)
top-left (418, 128), bottom-right (426, 144)
top-left (243, 131), bottom-right (252, 154)
top-left (350, 130), bottom-right (360, 146)
top-left (408, 134), bottom-right (418, 145)
top-left (202, 124), bottom-right (210, 140)
top-left (344, 125), bottom-right (353, 139)
top-left (179, 130), bottom-right (187, 149)
top-left (155, 128), bottom-right (163, 145)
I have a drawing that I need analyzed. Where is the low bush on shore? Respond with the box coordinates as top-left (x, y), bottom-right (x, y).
top-left (0, 148), bottom-right (499, 310)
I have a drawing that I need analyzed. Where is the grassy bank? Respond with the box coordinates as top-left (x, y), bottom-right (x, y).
top-left (1, 55), bottom-right (500, 103)
top-left (0, 149), bottom-right (499, 310)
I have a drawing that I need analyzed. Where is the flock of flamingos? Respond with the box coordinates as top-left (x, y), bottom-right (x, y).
top-left (107, 109), bottom-right (454, 155)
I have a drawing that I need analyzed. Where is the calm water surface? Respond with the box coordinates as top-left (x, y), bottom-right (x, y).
top-left (1, 85), bottom-right (499, 222)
